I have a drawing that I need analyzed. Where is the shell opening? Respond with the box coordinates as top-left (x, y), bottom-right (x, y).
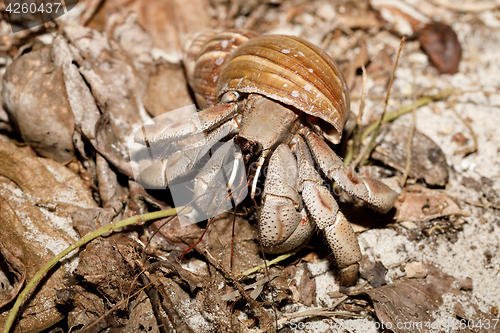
top-left (307, 116), bottom-right (342, 145)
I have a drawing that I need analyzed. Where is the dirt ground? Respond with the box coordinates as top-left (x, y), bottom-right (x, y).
top-left (0, 0), bottom-right (499, 332)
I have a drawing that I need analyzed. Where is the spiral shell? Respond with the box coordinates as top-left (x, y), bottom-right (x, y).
top-left (217, 34), bottom-right (350, 144)
top-left (183, 29), bottom-right (260, 109)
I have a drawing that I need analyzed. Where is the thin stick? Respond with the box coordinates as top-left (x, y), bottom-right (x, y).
top-left (3, 207), bottom-right (186, 333)
top-left (352, 36), bottom-right (407, 168)
top-left (451, 105), bottom-right (478, 155)
top-left (400, 80), bottom-right (418, 185)
top-left (344, 63), bottom-right (368, 166)
top-left (354, 63), bottom-right (368, 158)
top-left (360, 88), bottom-right (453, 141)
top-left (241, 249), bottom-right (300, 276)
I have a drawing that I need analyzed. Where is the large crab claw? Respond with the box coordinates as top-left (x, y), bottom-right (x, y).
top-left (299, 127), bottom-right (398, 213)
top-left (193, 138), bottom-right (247, 216)
top-left (133, 104), bottom-right (239, 189)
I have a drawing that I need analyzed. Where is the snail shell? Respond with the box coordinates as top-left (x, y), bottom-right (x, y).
top-left (183, 29), bottom-right (260, 109)
top-left (217, 34), bottom-right (350, 144)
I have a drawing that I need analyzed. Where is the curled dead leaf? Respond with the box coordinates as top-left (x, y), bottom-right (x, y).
top-left (373, 122), bottom-right (449, 186)
top-left (395, 187), bottom-right (468, 223)
top-left (356, 265), bottom-right (493, 333)
top-left (418, 22), bottom-right (462, 75)
top-left (0, 239), bottom-right (26, 309)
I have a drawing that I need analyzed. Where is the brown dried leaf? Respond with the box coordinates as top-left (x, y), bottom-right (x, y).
top-left (2, 42), bottom-right (75, 163)
top-left (0, 238), bottom-right (26, 309)
top-left (0, 141), bottom-right (97, 332)
top-left (124, 291), bottom-right (160, 333)
top-left (404, 261), bottom-right (428, 279)
top-left (358, 265), bottom-right (496, 333)
top-left (373, 122), bottom-right (449, 186)
top-left (360, 257), bottom-right (387, 288)
top-left (87, 0), bottom-right (213, 60)
top-left (72, 207), bottom-right (117, 237)
top-left (418, 22), bottom-right (462, 75)
top-left (299, 263), bottom-right (316, 307)
top-left (96, 154), bottom-right (127, 212)
top-left (63, 25), bottom-right (146, 176)
top-left (66, 285), bottom-right (108, 332)
top-left (395, 187), bottom-right (467, 223)
top-left (150, 215), bottom-right (206, 252)
top-left (75, 233), bottom-right (142, 303)
top-left (143, 62), bottom-right (194, 117)
top-left (207, 214), bottom-right (264, 275)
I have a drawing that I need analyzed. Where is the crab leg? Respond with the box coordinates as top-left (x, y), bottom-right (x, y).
top-left (137, 119), bottom-right (239, 188)
top-left (293, 137), bottom-right (362, 286)
top-left (259, 144), bottom-right (315, 253)
top-left (299, 127), bottom-right (398, 214)
top-left (134, 103), bottom-right (238, 144)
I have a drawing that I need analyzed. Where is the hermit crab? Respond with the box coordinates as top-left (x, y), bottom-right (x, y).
top-left (134, 30), bottom-right (398, 285)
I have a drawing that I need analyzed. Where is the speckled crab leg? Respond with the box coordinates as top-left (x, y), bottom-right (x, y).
top-left (134, 103), bottom-right (238, 144)
top-left (300, 127), bottom-right (398, 214)
top-left (293, 137), bottom-right (362, 285)
top-left (259, 144), bottom-right (315, 254)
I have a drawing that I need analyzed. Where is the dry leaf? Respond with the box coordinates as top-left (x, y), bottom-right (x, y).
top-left (75, 234), bottom-right (142, 304)
top-left (299, 263), bottom-right (316, 307)
top-left (404, 261), bottom-right (428, 279)
top-left (207, 214), bottom-right (264, 275)
top-left (0, 140), bottom-right (96, 332)
top-left (360, 257), bottom-right (388, 288)
top-left (395, 187), bottom-right (467, 223)
top-left (418, 22), bottom-right (462, 75)
top-left (373, 122), bottom-right (449, 186)
top-left (0, 239), bottom-right (26, 309)
top-left (358, 265), bottom-right (496, 333)
top-left (143, 62), bottom-right (194, 117)
top-left (2, 41), bottom-right (75, 162)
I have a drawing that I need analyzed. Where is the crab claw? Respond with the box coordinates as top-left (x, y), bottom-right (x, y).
top-left (136, 120), bottom-right (237, 188)
top-left (193, 139), bottom-right (247, 216)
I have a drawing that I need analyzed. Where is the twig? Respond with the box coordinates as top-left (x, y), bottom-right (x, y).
top-left (203, 250), bottom-right (276, 332)
top-left (80, 279), bottom-right (160, 333)
top-left (3, 207), bottom-right (188, 333)
top-left (430, 0), bottom-right (500, 13)
top-left (451, 105), bottom-right (478, 156)
top-left (253, 281), bottom-right (369, 333)
top-left (139, 271), bottom-right (171, 333)
top-left (360, 89), bottom-right (453, 141)
top-left (352, 36), bottom-right (407, 168)
top-left (241, 249), bottom-right (300, 276)
top-left (400, 80), bottom-right (418, 185)
top-left (345, 63), bottom-right (368, 166)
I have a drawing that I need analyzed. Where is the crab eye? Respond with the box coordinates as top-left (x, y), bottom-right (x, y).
top-left (235, 136), bottom-right (251, 151)
top-left (252, 142), bottom-right (262, 156)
